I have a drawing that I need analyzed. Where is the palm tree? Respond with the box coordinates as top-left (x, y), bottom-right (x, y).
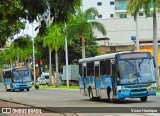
top-left (1, 47), bottom-right (17, 68)
top-left (43, 24), bottom-right (64, 85)
top-left (67, 7), bottom-right (106, 58)
top-left (0, 35), bottom-right (32, 68)
top-left (12, 35), bottom-right (32, 65)
top-left (127, 0), bottom-right (160, 88)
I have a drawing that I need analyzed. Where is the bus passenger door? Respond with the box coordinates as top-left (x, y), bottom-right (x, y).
top-left (94, 61), bottom-right (100, 96)
top-left (82, 63), bottom-right (88, 96)
top-left (111, 59), bottom-right (117, 97)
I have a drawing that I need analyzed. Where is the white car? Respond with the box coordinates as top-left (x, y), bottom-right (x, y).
top-left (37, 76), bottom-right (47, 85)
top-left (41, 73), bottom-right (49, 85)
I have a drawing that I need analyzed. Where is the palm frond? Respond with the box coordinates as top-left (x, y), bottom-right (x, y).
top-left (90, 21), bottom-right (106, 36)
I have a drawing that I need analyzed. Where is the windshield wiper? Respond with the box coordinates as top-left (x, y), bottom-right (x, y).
top-left (133, 72), bottom-right (141, 77)
top-left (125, 59), bottom-right (135, 69)
top-left (138, 59), bottom-right (144, 70)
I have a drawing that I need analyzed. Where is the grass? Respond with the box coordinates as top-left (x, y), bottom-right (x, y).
top-left (32, 84), bottom-right (79, 89)
top-left (157, 89), bottom-right (160, 93)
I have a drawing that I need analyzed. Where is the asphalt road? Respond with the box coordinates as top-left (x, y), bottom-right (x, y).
top-left (0, 84), bottom-right (160, 116)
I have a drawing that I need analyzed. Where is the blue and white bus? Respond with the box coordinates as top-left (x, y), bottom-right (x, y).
top-left (3, 67), bottom-right (32, 91)
top-left (79, 51), bottom-right (157, 102)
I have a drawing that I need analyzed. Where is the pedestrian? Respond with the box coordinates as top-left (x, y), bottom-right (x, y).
top-left (34, 78), bottom-right (39, 90)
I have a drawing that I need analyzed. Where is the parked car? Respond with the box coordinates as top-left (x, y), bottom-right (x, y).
top-left (41, 73), bottom-right (49, 85)
top-left (37, 76), bottom-right (46, 85)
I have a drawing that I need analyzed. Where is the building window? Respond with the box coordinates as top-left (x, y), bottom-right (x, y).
top-left (89, 15), bottom-right (95, 20)
top-left (147, 13), bottom-right (153, 17)
top-left (97, 2), bottom-right (102, 6)
top-left (110, 14), bottom-right (114, 18)
top-left (98, 14), bottom-right (102, 18)
top-left (139, 13), bottom-right (143, 16)
top-left (119, 14), bottom-right (127, 18)
top-left (110, 1), bottom-right (114, 5)
top-left (116, 1), bottom-right (127, 10)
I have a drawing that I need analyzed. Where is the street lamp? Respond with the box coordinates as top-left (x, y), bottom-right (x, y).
top-left (65, 23), bottom-right (69, 86)
top-left (136, 16), bottom-right (139, 51)
top-left (32, 23), bottom-right (36, 85)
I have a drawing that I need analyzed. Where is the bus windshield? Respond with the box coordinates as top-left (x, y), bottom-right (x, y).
top-left (13, 70), bottom-right (31, 82)
top-left (117, 58), bottom-right (156, 85)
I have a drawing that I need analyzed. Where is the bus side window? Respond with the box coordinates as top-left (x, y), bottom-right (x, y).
top-left (100, 60), bottom-right (111, 76)
top-left (79, 64), bottom-right (82, 76)
top-left (83, 67), bottom-right (86, 77)
top-left (87, 62), bottom-right (94, 76)
top-left (82, 63), bottom-right (86, 77)
top-left (4, 71), bottom-right (12, 78)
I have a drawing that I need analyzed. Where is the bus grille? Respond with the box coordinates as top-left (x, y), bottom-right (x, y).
top-left (19, 85), bottom-right (27, 86)
top-left (131, 93), bottom-right (147, 98)
top-left (130, 89), bottom-right (147, 92)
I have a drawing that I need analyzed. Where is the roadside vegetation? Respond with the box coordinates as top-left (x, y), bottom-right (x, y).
top-left (32, 84), bottom-right (79, 89)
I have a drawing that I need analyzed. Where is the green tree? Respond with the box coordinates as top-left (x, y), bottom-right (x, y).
top-left (0, 35), bottom-right (32, 68)
top-left (0, 0), bottom-right (81, 47)
top-left (127, 0), bottom-right (160, 88)
top-left (43, 24), bottom-right (64, 85)
top-left (12, 35), bottom-right (32, 65)
top-left (67, 7), bottom-right (106, 58)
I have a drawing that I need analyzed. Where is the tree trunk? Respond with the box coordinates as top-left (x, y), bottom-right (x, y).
top-left (49, 48), bottom-right (52, 85)
top-left (82, 42), bottom-right (85, 58)
top-left (10, 60), bottom-right (12, 68)
top-left (153, 7), bottom-right (159, 88)
top-left (81, 35), bottom-right (86, 58)
top-left (55, 50), bottom-right (59, 86)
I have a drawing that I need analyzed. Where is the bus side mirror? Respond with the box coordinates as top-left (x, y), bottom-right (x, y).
top-left (111, 59), bottom-right (115, 64)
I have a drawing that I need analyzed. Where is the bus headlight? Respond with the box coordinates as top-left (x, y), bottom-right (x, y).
top-left (13, 83), bottom-right (16, 86)
top-left (27, 83), bottom-right (31, 86)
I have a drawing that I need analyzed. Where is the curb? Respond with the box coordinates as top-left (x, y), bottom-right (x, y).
top-left (0, 97), bottom-right (61, 114)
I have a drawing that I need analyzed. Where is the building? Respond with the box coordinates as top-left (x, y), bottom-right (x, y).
top-left (82, 0), bottom-right (160, 46)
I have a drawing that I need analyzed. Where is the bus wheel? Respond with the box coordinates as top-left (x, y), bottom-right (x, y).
top-left (140, 96), bottom-right (147, 102)
top-left (89, 88), bottom-right (94, 100)
top-left (27, 89), bottom-right (29, 91)
top-left (6, 89), bottom-right (11, 91)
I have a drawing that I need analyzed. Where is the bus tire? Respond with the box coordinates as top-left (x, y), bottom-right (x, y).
top-left (140, 96), bottom-right (147, 102)
top-left (27, 88), bottom-right (29, 91)
top-left (6, 89), bottom-right (11, 91)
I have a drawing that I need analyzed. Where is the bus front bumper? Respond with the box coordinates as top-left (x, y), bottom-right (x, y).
top-left (117, 90), bottom-right (156, 99)
top-left (12, 85), bottom-right (32, 89)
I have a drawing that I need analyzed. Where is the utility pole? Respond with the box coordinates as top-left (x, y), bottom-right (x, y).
top-left (65, 23), bottom-right (69, 86)
top-left (136, 16), bottom-right (139, 51)
top-left (47, 2), bottom-right (52, 85)
top-left (32, 23), bottom-right (36, 85)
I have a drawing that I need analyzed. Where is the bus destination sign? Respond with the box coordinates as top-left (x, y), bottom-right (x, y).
top-left (118, 52), bottom-right (150, 60)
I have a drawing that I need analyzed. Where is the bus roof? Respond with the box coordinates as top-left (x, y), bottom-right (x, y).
top-left (3, 68), bottom-right (12, 72)
top-left (3, 67), bottom-right (29, 72)
top-left (79, 51), bottom-right (131, 63)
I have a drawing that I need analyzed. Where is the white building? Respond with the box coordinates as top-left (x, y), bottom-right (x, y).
top-left (82, 0), bottom-right (160, 46)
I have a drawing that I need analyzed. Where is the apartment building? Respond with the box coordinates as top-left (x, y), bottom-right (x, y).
top-left (82, 0), bottom-right (160, 50)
